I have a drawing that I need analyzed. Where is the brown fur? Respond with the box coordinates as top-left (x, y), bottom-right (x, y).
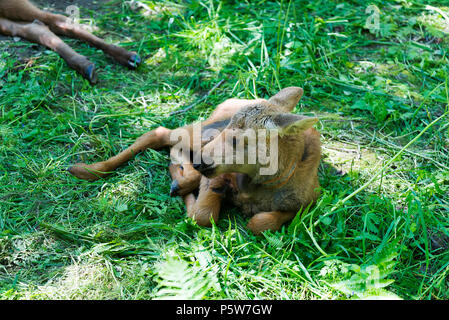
top-left (68, 87), bottom-right (321, 235)
top-left (0, 0), bottom-right (140, 83)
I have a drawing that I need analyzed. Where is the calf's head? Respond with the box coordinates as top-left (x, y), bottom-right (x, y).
top-left (195, 88), bottom-right (318, 181)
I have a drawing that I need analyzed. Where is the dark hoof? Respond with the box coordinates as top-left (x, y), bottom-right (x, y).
top-left (170, 180), bottom-right (179, 197)
top-left (127, 54), bottom-right (141, 69)
top-left (83, 64), bottom-right (98, 84)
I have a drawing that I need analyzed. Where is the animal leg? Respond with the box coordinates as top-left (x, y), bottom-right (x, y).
top-left (181, 176), bottom-right (227, 227)
top-left (69, 126), bottom-right (172, 181)
top-left (169, 163), bottom-right (201, 196)
top-left (45, 15), bottom-right (141, 69)
top-left (247, 211), bottom-right (296, 235)
top-left (0, 18), bottom-right (97, 83)
top-left (0, 0), bottom-right (140, 69)
top-left (0, 0), bottom-right (50, 24)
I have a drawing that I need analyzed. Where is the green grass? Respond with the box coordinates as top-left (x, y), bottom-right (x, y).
top-left (1, 0), bottom-right (449, 299)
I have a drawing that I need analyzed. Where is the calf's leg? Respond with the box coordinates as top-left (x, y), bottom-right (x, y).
top-left (247, 211), bottom-right (296, 235)
top-left (0, 0), bottom-right (140, 69)
top-left (169, 163), bottom-right (202, 196)
top-left (69, 126), bottom-right (172, 181)
top-left (0, 18), bottom-right (97, 83)
top-left (44, 14), bottom-right (141, 69)
top-left (180, 176), bottom-right (227, 227)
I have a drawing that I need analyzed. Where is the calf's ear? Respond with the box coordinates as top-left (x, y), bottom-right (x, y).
top-left (271, 113), bottom-right (318, 136)
top-left (268, 87), bottom-right (303, 111)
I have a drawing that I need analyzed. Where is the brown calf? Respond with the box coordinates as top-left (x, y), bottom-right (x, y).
top-left (68, 87), bottom-right (321, 235)
top-left (0, 0), bottom-right (140, 83)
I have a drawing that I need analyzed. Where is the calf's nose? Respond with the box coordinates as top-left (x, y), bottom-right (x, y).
top-left (193, 158), bottom-right (214, 172)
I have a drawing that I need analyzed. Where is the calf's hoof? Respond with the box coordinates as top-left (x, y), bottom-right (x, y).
top-left (127, 53), bottom-right (141, 69)
top-left (82, 64), bottom-right (98, 84)
top-left (67, 163), bottom-right (106, 181)
top-left (170, 180), bottom-right (180, 197)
